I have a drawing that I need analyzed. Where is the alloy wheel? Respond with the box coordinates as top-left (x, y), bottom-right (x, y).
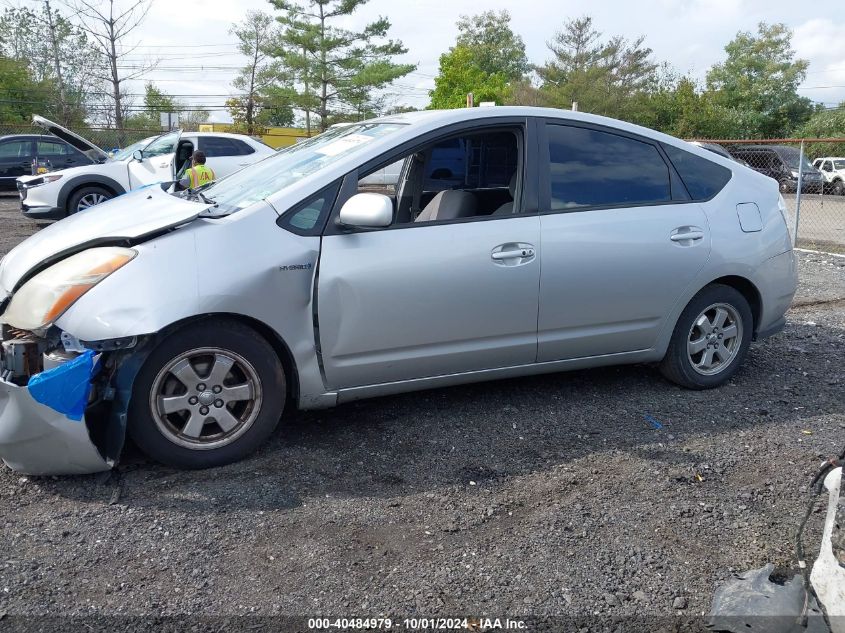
top-left (76, 192), bottom-right (109, 211)
top-left (149, 347), bottom-right (263, 450)
top-left (687, 303), bottom-right (743, 376)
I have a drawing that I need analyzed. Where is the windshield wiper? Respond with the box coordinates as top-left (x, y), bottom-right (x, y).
top-left (197, 191), bottom-right (216, 206)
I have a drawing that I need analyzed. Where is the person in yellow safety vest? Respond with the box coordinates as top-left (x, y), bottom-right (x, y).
top-left (179, 150), bottom-right (215, 190)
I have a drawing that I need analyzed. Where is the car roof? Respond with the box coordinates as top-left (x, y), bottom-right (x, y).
top-left (0, 134), bottom-right (68, 142)
top-left (187, 131), bottom-right (260, 141)
top-left (730, 145), bottom-right (795, 154)
top-left (816, 156), bottom-right (845, 161)
top-left (362, 106), bottom-right (737, 156)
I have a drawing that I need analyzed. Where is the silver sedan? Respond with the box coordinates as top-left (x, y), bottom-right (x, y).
top-left (0, 107), bottom-right (797, 474)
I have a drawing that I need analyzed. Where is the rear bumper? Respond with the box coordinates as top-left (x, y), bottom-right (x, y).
top-left (0, 355), bottom-right (111, 476)
top-left (756, 250), bottom-right (798, 339)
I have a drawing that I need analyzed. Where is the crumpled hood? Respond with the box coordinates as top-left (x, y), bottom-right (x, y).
top-left (0, 186), bottom-right (210, 296)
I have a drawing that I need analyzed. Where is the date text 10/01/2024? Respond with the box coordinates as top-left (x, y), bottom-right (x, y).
top-left (307, 618), bottom-right (528, 630)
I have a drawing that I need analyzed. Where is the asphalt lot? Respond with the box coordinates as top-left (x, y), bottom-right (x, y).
top-left (0, 192), bottom-right (843, 628)
top-left (783, 192), bottom-right (845, 253)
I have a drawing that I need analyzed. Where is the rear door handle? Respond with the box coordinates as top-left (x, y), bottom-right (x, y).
top-left (670, 226), bottom-right (705, 243)
top-left (670, 231), bottom-right (704, 241)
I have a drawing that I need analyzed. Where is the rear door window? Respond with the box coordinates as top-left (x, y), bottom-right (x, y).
top-left (199, 136), bottom-right (243, 157)
top-left (0, 140), bottom-right (33, 159)
top-left (37, 140), bottom-right (71, 155)
top-left (544, 124), bottom-right (671, 210)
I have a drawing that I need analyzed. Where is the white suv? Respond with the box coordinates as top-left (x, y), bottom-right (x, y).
top-left (812, 156), bottom-right (845, 196)
top-left (17, 116), bottom-right (275, 219)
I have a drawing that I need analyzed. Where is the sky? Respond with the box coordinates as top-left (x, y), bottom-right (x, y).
top-left (113, 0), bottom-right (845, 123)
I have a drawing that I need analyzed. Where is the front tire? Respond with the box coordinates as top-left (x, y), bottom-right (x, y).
top-left (67, 185), bottom-right (113, 215)
top-left (127, 319), bottom-right (286, 469)
top-left (660, 284), bottom-right (753, 389)
top-left (832, 180), bottom-right (845, 196)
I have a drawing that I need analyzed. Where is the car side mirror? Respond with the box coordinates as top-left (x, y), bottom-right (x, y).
top-left (132, 149), bottom-right (143, 161)
top-left (338, 193), bottom-right (393, 228)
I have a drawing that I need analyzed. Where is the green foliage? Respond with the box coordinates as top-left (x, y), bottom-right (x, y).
top-left (269, 0), bottom-right (416, 132)
top-left (454, 10), bottom-right (529, 81)
top-left (429, 10), bottom-right (528, 109)
top-left (125, 83), bottom-right (209, 131)
top-left (0, 4), bottom-right (102, 126)
top-left (429, 45), bottom-right (511, 109)
top-left (706, 22), bottom-right (813, 137)
top-left (634, 69), bottom-right (754, 139)
top-left (230, 11), bottom-right (290, 134)
top-left (0, 55), bottom-right (53, 124)
top-left (797, 104), bottom-right (845, 158)
top-left (537, 16), bottom-right (657, 119)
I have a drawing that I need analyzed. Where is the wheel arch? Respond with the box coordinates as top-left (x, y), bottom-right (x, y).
top-left (705, 275), bottom-right (762, 334)
top-left (149, 313), bottom-right (300, 408)
top-left (57, 175), bottom-right (127, 212)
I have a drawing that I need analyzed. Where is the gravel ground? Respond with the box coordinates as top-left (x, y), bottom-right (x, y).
top-left (0, 193), bottom-right (843, 629)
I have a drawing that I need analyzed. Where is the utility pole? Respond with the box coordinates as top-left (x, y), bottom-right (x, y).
top-left (466, 92), bottom-right (474, 108)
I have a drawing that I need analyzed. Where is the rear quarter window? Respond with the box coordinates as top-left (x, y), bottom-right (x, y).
top-left (663, 144), bottom-right (732, 201)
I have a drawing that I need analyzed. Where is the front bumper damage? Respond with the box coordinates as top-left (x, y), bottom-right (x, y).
top-left (0, 364), bottom-right (111, 475)
top-left (0, 325), bottom-right (142, 475)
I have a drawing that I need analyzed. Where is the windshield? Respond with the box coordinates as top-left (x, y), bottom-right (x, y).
top-left (779, 147), bottom-right (815, 171)
top-left (110, 137), bottom-right (156, 161)
top-left (199, 122), bottom-right (405, 214)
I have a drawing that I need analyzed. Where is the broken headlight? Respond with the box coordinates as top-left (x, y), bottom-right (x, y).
top-left (0, 247), bottom-right (136, 331)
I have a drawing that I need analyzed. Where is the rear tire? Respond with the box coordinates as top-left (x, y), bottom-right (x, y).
top-left (67, 185), bottom-right (112, 215)
top-left (660, 284), bottom-right (753, 390)
top-left (127, 319), bottom-right (286, 469)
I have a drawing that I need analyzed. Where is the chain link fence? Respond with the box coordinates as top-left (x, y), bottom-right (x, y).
top-left (0, 124), bottom-right (164, 153)
top-left (699, 139), bottom-right (845, 254)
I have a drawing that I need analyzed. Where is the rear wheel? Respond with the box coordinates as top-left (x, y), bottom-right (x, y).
top-left (660, 284), bottom-right (753, 389)
top-left (128, 319), bottom-right (286, 469)
top-left (67, 185), bottom-right (112, 215)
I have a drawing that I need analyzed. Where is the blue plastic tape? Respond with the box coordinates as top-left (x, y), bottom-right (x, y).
top-left (644, 414), bottom-right (664, 430)
top-left (27, 350), bottom-right (98, 421)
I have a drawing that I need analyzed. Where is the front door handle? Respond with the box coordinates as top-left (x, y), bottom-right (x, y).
top-left (491, 242), bottom-right (536, 266)
top-left (158, 162), bottom-right (169, 168)
top-left (492, 248), bottom-right (534, 260)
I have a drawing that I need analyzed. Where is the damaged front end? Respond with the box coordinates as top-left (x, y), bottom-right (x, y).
top-left (0, 324), bottom-right (145, 475)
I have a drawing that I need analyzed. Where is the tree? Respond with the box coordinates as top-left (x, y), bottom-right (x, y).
top-left (797, 104), bottom-right (845, 158)
top-left (428, 10), bottom-right (528, 109)
top-left (61, 0), bottom-right (155, 136)
top-left (706, 22), bottom-right (812, 137)
top-left (0, 56), bottom-right (53, 124)
top-left (231, 11), bottom-right (288, 135)
top-left (454, 10), bottom-right (529, 81)
top-left (636, 68), bottom-right (754, 139)
top-left (429, 45), bottom-right (511, 109)
top-left (270, 0), bottom-right (416, 133)
top-left (537, 16), bottom-right (658, 119)
top-left (126, 83), bottom-right (210, 131)
top-left (0, 2), bottom-right (102, 125)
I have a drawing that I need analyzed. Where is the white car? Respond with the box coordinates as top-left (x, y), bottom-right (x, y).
top-left (812, 156), bottom-right (845, 196)
top-left (16, 116), bottom-right (275, 219)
